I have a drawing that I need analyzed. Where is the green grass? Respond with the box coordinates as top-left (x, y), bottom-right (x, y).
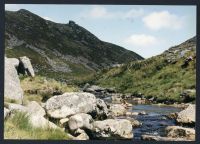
top-left (20, 75), bottom-right (79, 104)
top-left (94, 51), bottom-right (196, 103)
top-left (4, 112), bottom-right (70, 140)
top-left (4, 97), bottom-right (18, 104)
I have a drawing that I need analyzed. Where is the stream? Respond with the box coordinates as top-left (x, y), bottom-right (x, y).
top-left (112, 102), bottom-right (182, 140)
top-left (131, 104), bottom-right (182, 140)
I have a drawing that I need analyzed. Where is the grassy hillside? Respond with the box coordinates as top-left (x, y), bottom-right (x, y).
top-left (5, 9), bottom-right (143, 82)
top-left (93, 37), bottom-right (196, 103)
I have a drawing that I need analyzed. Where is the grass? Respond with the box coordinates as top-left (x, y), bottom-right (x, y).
top-left (4, 112), bottom-right (70, 140)
top-left (4, 97), bottom-right (18, 104)
top-left (94, 49), bottom-right (196, 103)
top-left (19, 75), bottom-right (79, 104)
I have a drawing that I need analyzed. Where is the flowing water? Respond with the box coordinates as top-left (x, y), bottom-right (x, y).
top-left (130, 104), bottom-right (182, 140)
top-left (104, 97), bottom-right (182, 140)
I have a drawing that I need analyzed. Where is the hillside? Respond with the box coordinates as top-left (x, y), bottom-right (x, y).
top-left (94, 37), bottom-right (196, 103)
top-left (5, 9), bottom-right (143, 82)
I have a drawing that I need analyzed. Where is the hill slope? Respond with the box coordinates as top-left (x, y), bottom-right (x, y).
top-left (5, 9), bottom-right (143, 82)
top-left (94, 37), bottom-right (196, 103)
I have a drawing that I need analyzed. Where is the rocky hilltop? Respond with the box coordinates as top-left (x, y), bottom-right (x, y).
top-left (5, 9), bottom-right (143, 81)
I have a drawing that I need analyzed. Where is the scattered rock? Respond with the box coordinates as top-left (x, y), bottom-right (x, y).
top-left (111, 94), bottom-right (122, 103)
top-left (165, 126), bottom-right (195, 140)
top-left (126, 111), bottom-right (147, 116)
top-left (126, 117), bottom-right (141, 127)
top-left (18, 56), bottom-right (35, 77)
top-left (132, 97), bottom-right (146, 104)
top-left (4, 57), bottom-right (24, 104)
top-left (181, 56), bottom-right (193, 68)
top-left (172, 103), bottom-right (190, 109)
top-left (141, 135), bottom-right (191, 141)
top-left (45, 92), bottom-right (97, 119)
top-left (167, 112), bottom-right (178, 119)
top-left (89, 119), bottom-right (133, 139)
top-left (139, 111), bottom-right (147, 115)
top-left (110, 104), bottom-right (126, 116)
top-left (83, 84), bottom-right (116, 99)
top-left (84, 85), bottom-right (105, 93)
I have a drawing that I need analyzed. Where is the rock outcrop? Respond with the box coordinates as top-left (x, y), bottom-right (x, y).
top-left (109, 104), bottom-right (126, 117)
top-left (89, 119), bottom-right (133, 139)
top-left (7, 58), bottom-right (19, 68)
top-left (18, 56), bottom-right (35, 77)
top-left (68, 113), bottom-right (93, 132)
top-left (141, 135), bottom-right (191, 141)
top-left (4, 57), bottom-right (24, 104)
top-left (26, 101), bottom-right (46, 117)
top-left (45, 92), bottom-right (97, 119)
top-left (93, 98), bottom-right (109, 120)
top-left (165, 126), bottom-right (195, 140)
top-left (176, 104), bottom-right (195, 125)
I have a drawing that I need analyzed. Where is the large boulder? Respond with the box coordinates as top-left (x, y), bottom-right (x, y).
top-left (26, 101), bottom-right (46, 117)
top-left (26, 102), bottom-right (61, 130)
top-left (7, 58), bottom-right (19, 68)
top-left (68, 113), bottom-right (93, 131)
top-left (18, 56), bottom-right (35, 77)
top-left (45, 92), bottom-right (97, 119)
top-left (110, 104), bottom-right (127, 116)
top-left (89, 119), bottom-right (133, 139)
top-left (5, 102), bottom-right (60, 130)
top-left (165, 126), bottom-right (195, 140)
top-left (4, 57), bottom-right (24, 104)
top-left (176, 104), bottom-right (195, 125)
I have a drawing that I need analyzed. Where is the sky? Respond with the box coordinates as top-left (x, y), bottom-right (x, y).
top-left (5, 4), bottom-right (196, 58)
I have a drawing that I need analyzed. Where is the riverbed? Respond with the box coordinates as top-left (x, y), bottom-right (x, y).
top-left (118, 104), bottom-right (182, 140)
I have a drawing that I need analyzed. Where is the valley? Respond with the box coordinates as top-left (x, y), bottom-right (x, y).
top-left (4, 9), bottom-right (196, 141)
